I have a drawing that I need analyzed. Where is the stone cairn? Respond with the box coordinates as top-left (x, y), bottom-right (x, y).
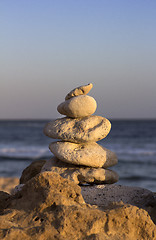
top-left (42, 83), bottom-right (119, 185)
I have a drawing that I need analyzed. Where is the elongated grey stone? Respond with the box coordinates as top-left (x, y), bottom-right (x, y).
top-left (41, 157), bottom-right (119, 185)
top-left (44, 116), bottom-right (111, 143)
top-left (49, 142), bottom-right (117, 168)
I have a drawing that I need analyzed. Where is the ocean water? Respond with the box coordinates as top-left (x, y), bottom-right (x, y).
top-left (0, 119), bottom-right (156, 192)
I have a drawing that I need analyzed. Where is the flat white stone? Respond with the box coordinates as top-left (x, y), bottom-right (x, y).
top-left (57, 95), bottom-right (97, 118)
top-left (44, 115), bottom-right (111, 143)
top-left (49, 142), bottom-right (118, 168)
top-left (41, 157), bottom-right (119, 185)
top-left (65, 83), bottom-right (93, 100)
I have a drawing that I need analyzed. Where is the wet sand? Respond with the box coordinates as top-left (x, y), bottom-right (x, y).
top-left (0, 177), bottom-right (19, 194)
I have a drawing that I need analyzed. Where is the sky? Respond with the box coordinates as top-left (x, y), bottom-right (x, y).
top-left (0, 0), bottom-right (156, 119)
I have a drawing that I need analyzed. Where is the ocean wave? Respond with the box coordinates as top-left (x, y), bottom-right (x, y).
top-left (113, 148), bottom-right (156, 156)
top-left (100, 142), bottom-right (156, 156)
top-left (0, 144), bottom-right (156, 162)
top-left (0, 146), bottom-right (51, 160)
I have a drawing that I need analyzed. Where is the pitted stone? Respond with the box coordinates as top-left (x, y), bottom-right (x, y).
top-left (44, 116), bottom-right (111, 143)
top-left (49, 142), bottom-right (117, 168)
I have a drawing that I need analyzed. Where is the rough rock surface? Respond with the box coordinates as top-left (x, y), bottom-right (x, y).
top-left (41, 157), bottom-right (119, 184)
top-left (65, 83), bottom-right (93, 100)
top-left (11, 183), bottom-right (25, 195)
top-left (44, 116), bottom-right (111, 143)
top-left (49, 142), bottom-right (118, 168)
top-left (20, 159), bottom-right (46, 184)
top-left (81, 184), bottom-right (156, 210)
top-left (0, 172), bottom-right (155, 240)
top-left (0, 191), bottom-right (10, 209)
top-left (57, 95), bottom-right (97, 118)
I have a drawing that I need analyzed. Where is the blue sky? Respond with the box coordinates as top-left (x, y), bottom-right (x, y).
top-left (0, 0), bottom-right (156, 119)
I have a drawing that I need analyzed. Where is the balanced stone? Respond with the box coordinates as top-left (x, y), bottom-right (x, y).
top-left (57, 95), bottom-right (97, 118)
top-left (44, 115), bottom-right (111, 143)
top-left (65, 83), bottom-right (93, 100)
top-left (41, 157), bottom-right (119, 184)
top-left (49, 142), bottom-right (117, 168)
top-left (43, 83), bottom-right (119, 186)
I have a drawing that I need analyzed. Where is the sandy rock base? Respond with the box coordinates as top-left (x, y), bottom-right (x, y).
top-left (0, 172), bottom-right (156, 240)
top-left (0, 159), bottom-right (156, 240)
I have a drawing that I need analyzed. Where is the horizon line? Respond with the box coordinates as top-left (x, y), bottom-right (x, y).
top-left (0, 118), bottom-right (156, 121)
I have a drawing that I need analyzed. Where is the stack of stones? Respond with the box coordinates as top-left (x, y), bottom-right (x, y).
top-left (42, 83), bottom-right (119, 185)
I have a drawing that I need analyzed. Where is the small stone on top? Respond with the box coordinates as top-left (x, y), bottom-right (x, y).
top-left (65, 83), bottom-right (93, 100)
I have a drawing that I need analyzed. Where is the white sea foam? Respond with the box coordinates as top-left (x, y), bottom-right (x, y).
top-left (0, 145), bottom-right (51, 159)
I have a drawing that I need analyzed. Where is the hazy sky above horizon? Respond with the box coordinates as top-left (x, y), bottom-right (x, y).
top-left (1, 0), bottom-right (156, 119)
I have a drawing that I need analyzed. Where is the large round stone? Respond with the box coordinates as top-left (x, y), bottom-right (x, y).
top-left (44, 115), bottom-right (111, 143)
top-left (41, 157), bottom-right (119, 185)
top-left (57, 95), bottom-right (97, 118)
top-left (49, 142), bottom-right (118, 168)
top-left (65, 83), bottom-right (93, 100)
